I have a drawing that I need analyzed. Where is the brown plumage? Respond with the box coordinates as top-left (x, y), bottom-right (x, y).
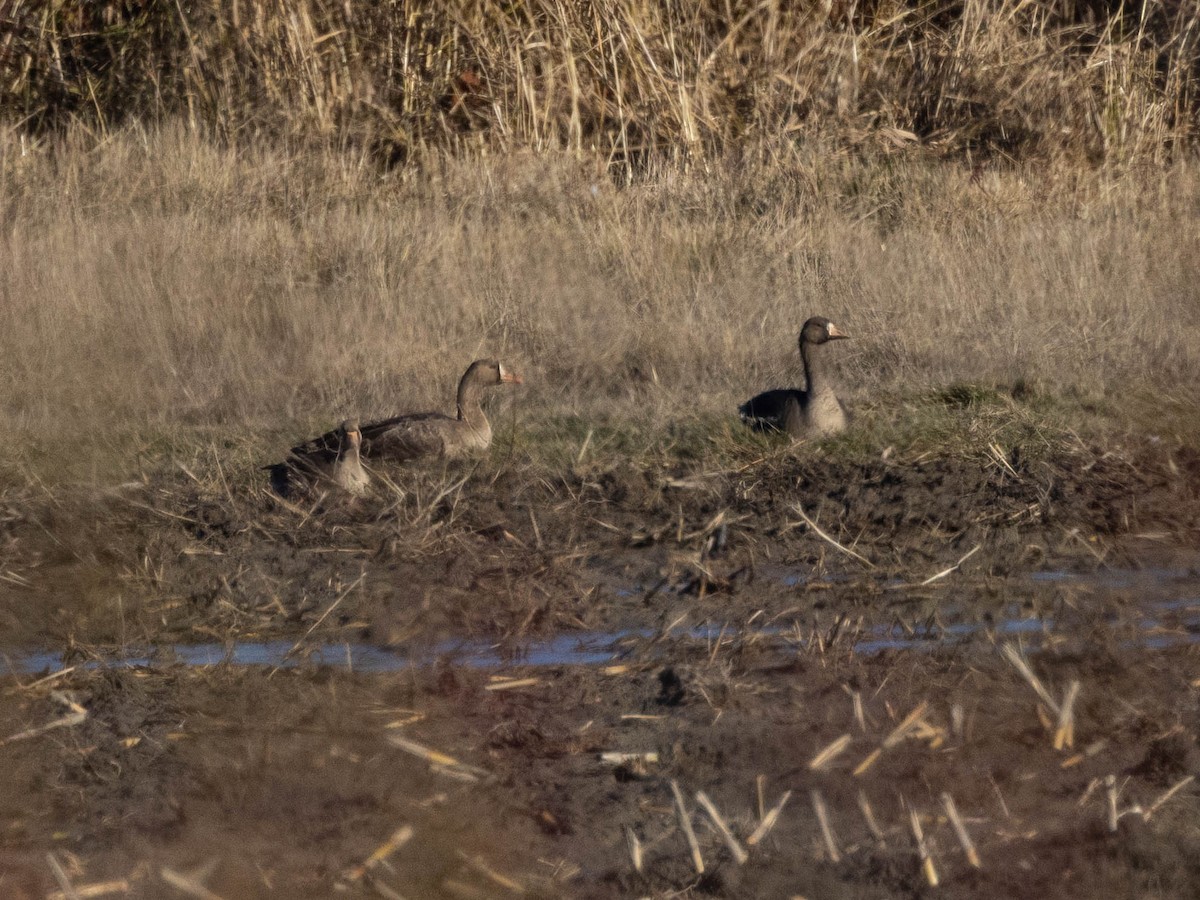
top-left (287, 359), bottom-right (523, 468)
top-left (269, 419), bottom-right (369, 498)
top-left (739, 316), bottom-right (851, 438)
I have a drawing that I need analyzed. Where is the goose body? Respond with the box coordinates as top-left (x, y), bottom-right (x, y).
top-left (740, 316), bottom-right (850, 438)
top-left (289, 359), bottom-right (523, 466)
top-left (269, 419), bottom-right (369, 497)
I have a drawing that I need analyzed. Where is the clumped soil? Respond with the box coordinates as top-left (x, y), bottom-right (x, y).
top-left (1, 440), bottom-right (1199, 898)
top-left (2, 440), bottom-right (1197, 649)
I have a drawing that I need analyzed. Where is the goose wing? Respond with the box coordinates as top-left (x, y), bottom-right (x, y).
top-left (738, 389), bottom-right (807, 431)
top-left (287, 426), bottom-right (344, 459)
top-left (268, 432), bottom-right (349, 497)
top-left (361, 412), bottom-right (457, 461)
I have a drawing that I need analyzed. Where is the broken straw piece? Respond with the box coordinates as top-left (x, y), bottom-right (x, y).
top-left (812, 791), bottom-right (841, 863)
top-left (670, 781), bottom-right (705, 875)
top-left (695, 791), bottom-right (749, 864)
top-left (342, 825), bottom-right (414, 883)
top-left (809, 734), bottom-right (852, 771)
top-left (747, 790), bottom-right (792, 847)
top-left (941, 793), bottom-right (981, 868)
top-left (858, 791), bottom-right (886, 845)
top-left (908, 806), bottom-right (939, 887)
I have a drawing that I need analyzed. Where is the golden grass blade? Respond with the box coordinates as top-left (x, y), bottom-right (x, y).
top-left (695, 791), bottom-right (749, 864)
top-left (791, 504), bottom-right (874, 568)
top-left (670, 780), bottom-right (705, 875)
top-left (809, 734), bottom-right (852, 771)
top-left (747, 789), bottom-right (792, 847)
top-left (941, 792), bottom-right (981, 869)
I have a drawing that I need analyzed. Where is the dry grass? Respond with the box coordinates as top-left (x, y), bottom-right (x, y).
top-left (1, 122), bottom-right (1199, 484)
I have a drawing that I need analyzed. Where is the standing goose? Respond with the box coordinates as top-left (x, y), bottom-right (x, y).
top-left (739, 316), bottom-right (851, 438)
top-left (290, 359), bottom-right (523, 465)
top-left (269, 419), bottom-right (370, 497)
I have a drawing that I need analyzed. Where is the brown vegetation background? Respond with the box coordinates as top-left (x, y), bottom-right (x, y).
top-left (2, 1), bottom-right (1199, 482)
top-left (4, 0), bottom-right (1199, 164)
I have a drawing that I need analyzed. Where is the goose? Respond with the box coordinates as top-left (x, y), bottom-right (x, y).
top-left (739, 316), bottom-right (850, 438)
top-left (269, 419), bottom-right (369, 497)
top-left (289, 359), bottom-right (523, 466)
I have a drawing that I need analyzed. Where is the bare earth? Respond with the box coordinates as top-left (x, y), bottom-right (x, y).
top-left (2, 440), bottom-right (1199, 898)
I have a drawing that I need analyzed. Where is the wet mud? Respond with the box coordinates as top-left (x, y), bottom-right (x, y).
top-left (1, 441), bottom-right (1199, 897)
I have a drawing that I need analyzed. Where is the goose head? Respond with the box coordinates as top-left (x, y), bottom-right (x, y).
top-left (340, 419), bottom-right (363, 453)
top-left (463, 358), bottom-right (524, 387)
top-left (798, 316), bottom-right (850, 349)
top-left (456, 360), bottom-right (524, 426)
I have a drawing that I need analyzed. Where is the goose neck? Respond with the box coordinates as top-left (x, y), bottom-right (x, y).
top-left (801, 340), bottom-right (836, 397)
top-left (456, 377), bottom-right (488, 427)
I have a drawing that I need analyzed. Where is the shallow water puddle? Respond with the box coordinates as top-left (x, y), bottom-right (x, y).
top-left (1, 637), bottom-right (624, 676)
top-left (3, 596), bottom-right (1199, 676)
top-left (1028, 567), bottom-right (1197, 586)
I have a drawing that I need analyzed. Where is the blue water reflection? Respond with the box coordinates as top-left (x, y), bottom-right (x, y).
top-left (3, 594), bottom-right (1199, 676)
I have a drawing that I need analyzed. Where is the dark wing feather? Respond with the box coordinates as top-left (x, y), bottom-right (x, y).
top-left (287, 426), bottom-right (344, 459)
top-left (738, 389), bottom-right (806, 432)
top-left (361, 412), bottom-right (456, 461)
top-left (279, 409), bottom-right (461, 476)
top-left (265, 461), bottom-right (294, 497)
top-left (264, 427), bottom-right (344, 497)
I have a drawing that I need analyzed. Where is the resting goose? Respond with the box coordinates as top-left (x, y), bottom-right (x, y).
top-left (269, 419), bottom-right (369, 497)
top-left (739, 316), bottom-right (850, 438)
top-left (289, 359), bottom-right (523, 466)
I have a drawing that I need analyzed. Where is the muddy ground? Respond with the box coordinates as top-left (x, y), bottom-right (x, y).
top-left (2, 439), bottom-right (1200, 898)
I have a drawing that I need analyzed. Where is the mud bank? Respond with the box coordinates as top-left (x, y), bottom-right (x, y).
top-left (2, 638), bottom-right (1200, 898)
top-left (1, 442), bottom-right (1198, 897)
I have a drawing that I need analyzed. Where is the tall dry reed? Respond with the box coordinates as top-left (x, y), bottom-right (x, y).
top-left (2, 0), bottom-right (1198, 166)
